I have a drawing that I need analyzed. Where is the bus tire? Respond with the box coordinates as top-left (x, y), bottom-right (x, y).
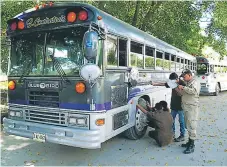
top-left (124, 125), bottom-right (147, 140)
top-left (124, 98), bottom-right (148, 140)
top-left (214, 83), bottom-right (220, 96)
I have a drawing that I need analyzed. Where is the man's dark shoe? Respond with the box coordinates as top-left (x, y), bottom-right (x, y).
top-left (174, 135), bottom-right (185, 142)
top-left (181, 139), bottom-right (190, 147)
top-left (183, 140), bottom-right (195, 154)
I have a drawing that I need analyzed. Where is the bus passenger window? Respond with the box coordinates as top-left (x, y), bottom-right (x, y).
top-left (130, 41), bottom-right (143, 68)
top-left (188, 61), bottom-right (191, 70)
top-left (156, 51), bottom-right (163, 69)
top-left (145, 46), bottom-right (155, 68)
top-left (119, 39), bottom-right (127, 66)
top-left (164, 53), bottom-right (170, 70)
top-left (221, 66), bottom-right (224, 73)
top-left (193, 63), bottom-right (196, 71)
top-left (171, 55), bottom-right (176, 71)
top-left (191, 62), bottom-right (193, 70)
top-left (181, 59), bottom-right (184, 69)
top-left (176, 57), bottom-right (181, 71)
top-left (223, 66), bottom-right (227, 73)
top-left (185, 59), bottom-right (188, 69)
top-left (214, 65), bottom-right (220, 72)
top-left (107, 37), bottom-right (117, 66)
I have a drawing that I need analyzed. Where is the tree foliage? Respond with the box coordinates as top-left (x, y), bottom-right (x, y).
top-left (204, 1), bottom-right (227, 59)
top-left (91, 1), bottom-right (205, 55)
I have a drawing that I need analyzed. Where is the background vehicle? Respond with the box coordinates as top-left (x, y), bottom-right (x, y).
top-left (196, 56), bottom-right (227, 95)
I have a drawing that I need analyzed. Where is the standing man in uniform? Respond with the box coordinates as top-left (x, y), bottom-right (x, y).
top-left (178, 69), bottom-right (201, 154)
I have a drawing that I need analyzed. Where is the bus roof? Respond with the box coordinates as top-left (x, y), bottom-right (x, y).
top-left (10, 2), bottom-right (195, 61)
top-left (196, 56), bottom-right (227, 66)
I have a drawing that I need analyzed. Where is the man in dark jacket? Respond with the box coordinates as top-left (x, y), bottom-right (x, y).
top-left (152, 73), bottom-right (186, 142)
top-left (136, 101), bottom-right (173, 147)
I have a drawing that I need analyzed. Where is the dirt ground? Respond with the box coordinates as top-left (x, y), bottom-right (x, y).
top-left (1, 92), bottom-right (227, 166)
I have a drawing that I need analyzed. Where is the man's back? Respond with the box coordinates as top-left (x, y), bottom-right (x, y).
top-left (171, 89), bottom-right (182, 110)
top-left (147, 110), bottom-right (173, 146)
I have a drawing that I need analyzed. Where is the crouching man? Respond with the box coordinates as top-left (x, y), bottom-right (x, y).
top-left (136, 101), bottom-right (173, 147)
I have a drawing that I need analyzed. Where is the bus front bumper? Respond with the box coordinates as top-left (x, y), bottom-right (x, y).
top-left (3, 118), bottom-right (101, 149)
top-left (200, 86), bottom-right (215, 95)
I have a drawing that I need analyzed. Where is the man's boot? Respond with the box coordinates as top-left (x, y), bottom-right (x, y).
top-left (181, 138), bottom-right (190, 147)
top-left (183, 139), bottom-right (195, 154)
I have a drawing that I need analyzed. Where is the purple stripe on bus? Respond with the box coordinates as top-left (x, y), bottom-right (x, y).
top-left (9, 99), bottom-right (28, 105)
top-left (60, 102), bottom-right (111, 111)
top-left (127, 87), bottom-right (154, 102)
top-left (59, 103), bottom-right (90, 110)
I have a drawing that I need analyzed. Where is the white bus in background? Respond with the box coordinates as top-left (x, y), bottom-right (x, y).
top-left (196, 56), bottom-right (227, 96)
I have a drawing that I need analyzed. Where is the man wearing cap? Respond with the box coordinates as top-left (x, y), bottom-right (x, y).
top-left (178, 69), bottom-right (201, 154)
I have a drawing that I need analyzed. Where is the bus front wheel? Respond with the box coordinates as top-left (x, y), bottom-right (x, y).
top-left (124, 100), bottom-right (148, 140)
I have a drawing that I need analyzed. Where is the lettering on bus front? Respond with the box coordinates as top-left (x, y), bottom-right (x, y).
top-left (26, 15), bottom-right (66, 28)
top-left (28, 82), bottom-right (59, 89)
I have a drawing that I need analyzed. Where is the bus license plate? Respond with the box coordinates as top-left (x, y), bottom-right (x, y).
top-left (33, 133), bottom-right (46, 142)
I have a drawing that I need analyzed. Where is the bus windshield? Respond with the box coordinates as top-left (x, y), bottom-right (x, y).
top-left (197, 63), bottom-right (208, 74)
top-left (9, 27), bottom-right (87, 76)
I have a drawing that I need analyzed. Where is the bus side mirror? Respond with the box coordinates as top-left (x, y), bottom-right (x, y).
top-left (83, 30), bottom-right (99, 61)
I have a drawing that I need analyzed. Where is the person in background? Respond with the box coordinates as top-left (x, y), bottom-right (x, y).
top-left (178, 69), bottom-right (201, 154)
top-left (136, 101), bottom-right (173, 147)
top-left (152, 73), bottom-right (186, 142)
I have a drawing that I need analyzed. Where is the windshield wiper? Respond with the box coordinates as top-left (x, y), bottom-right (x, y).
top-left (49, 54), bottom-right (71, 85)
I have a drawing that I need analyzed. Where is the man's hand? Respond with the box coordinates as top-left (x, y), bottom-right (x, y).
top-left (136, 104), bottom-right (148, 114)
top-left (178, 85), bottom-right (184, 90)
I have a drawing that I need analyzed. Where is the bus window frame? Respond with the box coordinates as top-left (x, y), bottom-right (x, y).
top-left (145, 45), bottom-right (155, 69)
top-left (118, 38), bottom-right (128, 68)
top-left (130, 40), bottom-right (144, 69)
top-left (170, 54), bottom-right (176, 71)
top-left (164, 52), bottom-right (171, 71)
top-left (105, 31), bottom-right (129, 70)
top-left (181, 58), bottom-right (184, 70)
top-left (155, 49), bottom-right (164, 70)
top-left (106, 35), bottom-right (118, 68)
top-left (176, 56), bottom-right (181, 71)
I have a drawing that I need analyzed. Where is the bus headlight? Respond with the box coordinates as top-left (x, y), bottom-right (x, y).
top-left (77, 118), bottom-right (86, 125)
top-left (9, 110), bottom-right (23, 117)
top-left (69, 118), bottom-right (77, 124)
top-left (9, 111), bottom-right (16, 117)
top-left (68, 114), bottom-right (89, 128)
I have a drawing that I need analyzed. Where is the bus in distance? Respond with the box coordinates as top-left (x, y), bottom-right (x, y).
top-left (196, 56), bottom-right (227, 95)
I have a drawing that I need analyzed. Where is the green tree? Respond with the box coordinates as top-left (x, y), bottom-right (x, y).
top-left (1, 1), bottom-right (36, 73)
top-left (203, 2), bottom-right (227, 59)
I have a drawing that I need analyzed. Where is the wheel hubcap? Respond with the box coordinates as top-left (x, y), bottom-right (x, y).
top-left (135, 109), bottom-right (147, 131)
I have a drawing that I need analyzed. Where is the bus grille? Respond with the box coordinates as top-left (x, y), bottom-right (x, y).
top-left (28, 91), bottom-right (59, 108)
top-left (25, 109), bottom-right (68, 126)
